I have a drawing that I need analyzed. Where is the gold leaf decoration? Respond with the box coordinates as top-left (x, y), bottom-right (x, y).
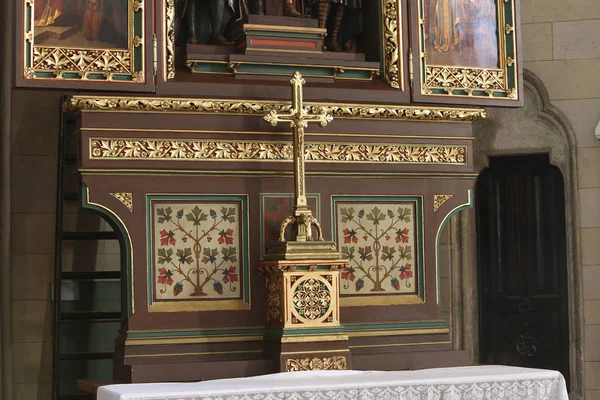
top-left (110, 192), bottom-right (133, 212)
top-left (434, 194), bottom-right (453, 212)
top-left (67, 97), bottom-right (486, 122)
top-left (32, 48), bottom-right (132, 78)
top-left (425, 66), bottom-right (505, 92)
top-left (165, 0), bottom-right (176, 80)
top-left (132, 0), bottom-right (143, 11)
top-left (89, 139), bottom-right (468, 165)
top-left (382, 0), bottom-right (400, 89)
top-left (286, 356), bottom-right (347, 372)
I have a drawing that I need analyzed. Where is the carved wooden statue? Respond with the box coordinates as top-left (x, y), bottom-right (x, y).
top-left (318, 0), bottom-right (363, 51)
top-left (255, 0), bottom-right (304, 17)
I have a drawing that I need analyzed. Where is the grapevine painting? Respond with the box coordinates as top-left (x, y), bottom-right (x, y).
top-left (333, 199), bottom-right (420, 297)
top-left (151, 201), bottom-right (243, 301)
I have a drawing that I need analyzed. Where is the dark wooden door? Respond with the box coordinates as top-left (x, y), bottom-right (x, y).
top-left (476, 154), bottom-right (569, 389)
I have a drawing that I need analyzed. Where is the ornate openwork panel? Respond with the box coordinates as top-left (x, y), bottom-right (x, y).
top-left (286, 356), bottom-right (347, 371)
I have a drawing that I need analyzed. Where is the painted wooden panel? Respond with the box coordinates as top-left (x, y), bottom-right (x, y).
top-left (332, 196), bottom-right (424, 305)
top-left (147, 195), bottom-right (250, 311)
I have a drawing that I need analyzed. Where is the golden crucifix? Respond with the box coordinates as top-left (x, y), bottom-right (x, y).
top-left (264, 72), bottom-right (333, 242)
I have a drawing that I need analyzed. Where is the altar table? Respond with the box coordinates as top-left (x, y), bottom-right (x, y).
top-left (97, 365), bottom-right (568, 400)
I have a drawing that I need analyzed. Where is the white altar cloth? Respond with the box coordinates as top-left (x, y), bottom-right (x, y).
top-left (97, 365), bottom-right (568, 400)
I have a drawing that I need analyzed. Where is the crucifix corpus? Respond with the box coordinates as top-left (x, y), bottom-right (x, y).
top-left (264, 71), bottom-right (333, 244)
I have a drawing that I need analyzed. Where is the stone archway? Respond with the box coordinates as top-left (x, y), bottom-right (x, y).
top-left (448, 69), bottom-right (583, 399)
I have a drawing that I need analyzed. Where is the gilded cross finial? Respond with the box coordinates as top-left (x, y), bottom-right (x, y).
top-left (263, 72), bottom-right (333, 243)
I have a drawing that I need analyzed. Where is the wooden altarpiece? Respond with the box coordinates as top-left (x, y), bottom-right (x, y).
top-left (17, 0), bottom-right (521, 385)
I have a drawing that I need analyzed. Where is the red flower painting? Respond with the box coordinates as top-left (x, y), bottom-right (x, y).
top-left (157, 267), bottom-right (174, 286)
top-left (343, 228), bottom-right (358, 244)
top-left (399, 264), bottom-right (413, 280)
top-left (341, 266), bottom-right (356, 282)
top-left (218, 228), bottom-right (234, 245)
top-left (160, 229), bottom-right (176, 246)
top-left (222, 266), bottom-right (238, 284)
top-left (395, 227), bottom-right (409, 244)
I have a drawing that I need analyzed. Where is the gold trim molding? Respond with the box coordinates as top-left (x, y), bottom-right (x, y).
top-left (433, 194), bottom-right (453, 212)
top-left (110, 192), bottom-right (134, 212)
top-left (285, 356), bottom-right (347, 371)
top-left (66, 96), bottom-right (485, 122)
top-left (382, 0), bottom-right (402, 89)
top-left (90, 138), bottom-right (468, 165)
top-left (164, 0), bottom-right (176, 80)
top-left (425, 66), bottom-right (506, 94)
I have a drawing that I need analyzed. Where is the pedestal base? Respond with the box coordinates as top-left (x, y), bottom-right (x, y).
top-left (265, 330), bottom-right (352, 372)
top-left (185, 15), bottom-right (380, 81)
top-left (259, 240), bottom-right (351, 372)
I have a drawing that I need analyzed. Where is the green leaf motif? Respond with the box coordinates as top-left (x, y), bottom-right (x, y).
top-left (156, 207), bottom-right (173, 224)
top-left (358, 246), bottom-right (373, 262)
top-left (397, 207), bottom-right (412, 222)
top-left (176, 248), bottom-right (194, 264)
top-left (201, 247), bottom-right (218, 264)
top-left (398, 245), bottom-right (412, 260)
top-left (157, 248), bottom-right (173, 264)
top-left (367, 206), bottom-right (386, 225)
top-left (221, 207), bottom-right (236, 223)
top-left (186, 205), bottom-right (208, 226)
top-left (340, 207), bottom-right (354, 223)
top-left (381, 245), bottom-right (396, 261)
top-left (341, 246), bottom-right (355, 260)
top-left (221, 247), bottom-right (238, 262)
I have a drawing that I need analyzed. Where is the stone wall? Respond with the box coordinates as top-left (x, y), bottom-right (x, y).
top-left (520, 1), bottom-right (600, 398)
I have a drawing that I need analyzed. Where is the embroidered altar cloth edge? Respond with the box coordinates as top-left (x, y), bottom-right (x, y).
top-left (97, 365), bottom-right (569, 400)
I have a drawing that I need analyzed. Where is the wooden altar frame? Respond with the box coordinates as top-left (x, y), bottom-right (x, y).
top-left (16, 0), bottom-right (154, 91)
top-left (155, 0), bottom-right (412, 102)
top-left (410, 0), bottom-right (523, 106)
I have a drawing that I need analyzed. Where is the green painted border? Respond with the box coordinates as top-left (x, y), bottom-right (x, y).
top-left (125, 320), bottom-right (446, 339)
top-left (191, 62), bottom-right (375, 81)
top-left (344, 320), bottom-right (445, 331)
top-left (259, 193), bottom-right (321, 259)
top-left (434, 188), bottom-right (473, 304)
top-left (146, 194), bottom-right (250, 308)
top-left (126, 327), bottom-right (265, 339)
top-left (80, 184), bottom-right (133, 317)
top-left (330, 195), bottom-right (425, 301)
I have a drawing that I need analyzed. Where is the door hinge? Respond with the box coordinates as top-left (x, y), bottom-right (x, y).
top-left (408, 48), bottom-right (413, 89)
top-left (152, 33), bottom-right (157, 77)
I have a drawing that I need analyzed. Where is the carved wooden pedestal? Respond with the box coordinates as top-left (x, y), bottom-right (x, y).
top-left (260, 251), bottom-right (351, 372)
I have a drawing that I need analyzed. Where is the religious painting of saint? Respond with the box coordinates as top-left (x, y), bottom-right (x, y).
top-left (33, 0), bottom-right (129, 49)
top-left (424, 0), bottom-right (499, 69)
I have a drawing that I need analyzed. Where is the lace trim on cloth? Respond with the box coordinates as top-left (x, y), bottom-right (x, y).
top-left (120, 378), bottom-right (565, 400)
